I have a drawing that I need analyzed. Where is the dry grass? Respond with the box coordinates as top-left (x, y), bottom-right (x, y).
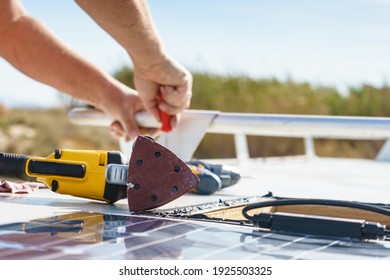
top-left (0, 107), bottom-right (118, 156)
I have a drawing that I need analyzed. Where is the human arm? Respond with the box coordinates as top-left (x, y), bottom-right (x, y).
top-left (75, 0), bottom-right (193, 126)
top-left (0, 0), bottom-right (152, 140)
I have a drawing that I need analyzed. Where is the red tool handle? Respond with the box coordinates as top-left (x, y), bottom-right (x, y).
top-left (159, 92), bottom-right (172, 132)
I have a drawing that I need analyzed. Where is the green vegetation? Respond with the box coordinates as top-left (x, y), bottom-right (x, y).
top-left (1, 67), bottom-right (388, 159)
top-left (114, 68), bottom-right (388, 159)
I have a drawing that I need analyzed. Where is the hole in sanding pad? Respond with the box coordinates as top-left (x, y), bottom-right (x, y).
top-left (174, 166), bottom-right (181, 172)
top-left (136, 159), bottom-right (143, 166)
top-left (172, 186), bottom-right (179, 193)
top-left (155, 151), bottom-right (161, 158)
top-left (133, 183), bottom-right (141, 190)
top-left (151, 195), bottom-right (158, 202)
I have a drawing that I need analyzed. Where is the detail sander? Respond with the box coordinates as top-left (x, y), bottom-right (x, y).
top-left (0, 136), bottom-right (199, 211)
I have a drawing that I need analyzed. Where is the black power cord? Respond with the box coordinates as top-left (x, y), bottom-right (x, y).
top-left (242, 198), bottom-right (390, 241)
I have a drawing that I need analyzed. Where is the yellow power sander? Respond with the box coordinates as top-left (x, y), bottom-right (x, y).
top-left (0, 136), bottom-right (199, 211)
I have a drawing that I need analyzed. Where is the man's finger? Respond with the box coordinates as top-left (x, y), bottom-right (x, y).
top-left (159, 86), bottom-right (191, 115)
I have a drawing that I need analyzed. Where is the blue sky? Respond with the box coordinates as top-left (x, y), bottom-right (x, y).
top-left (1, 0), bottom-right (390, 107)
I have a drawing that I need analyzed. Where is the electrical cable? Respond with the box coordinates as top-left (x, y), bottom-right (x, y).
top-left (243, 198), bottom-right (390, 220)
top-left (242, 198), bottom-right (390, 241)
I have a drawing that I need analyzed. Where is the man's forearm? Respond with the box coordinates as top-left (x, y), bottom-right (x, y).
top-left (0, 14), bottom-right (118, 108)
top-left (0, 0), bottom-right (25, 34)
top-left (76, 0), bottom-right (167, 70)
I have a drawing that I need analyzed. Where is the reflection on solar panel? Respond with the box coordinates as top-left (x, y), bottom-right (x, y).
top-left (1, 197), bottom-right (390, 260)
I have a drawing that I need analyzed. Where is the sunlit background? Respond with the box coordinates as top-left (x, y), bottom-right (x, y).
top-left (1, 0), bottom-right (390, 107)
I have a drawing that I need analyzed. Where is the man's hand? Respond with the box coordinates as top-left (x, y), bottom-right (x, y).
top-left (97, 83), bottom-right (159, 141)
top-left (134, 56), bottom-right (192, 128)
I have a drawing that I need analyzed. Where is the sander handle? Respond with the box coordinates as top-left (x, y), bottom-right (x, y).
top-left (0, 152), bottom-right (35, 183)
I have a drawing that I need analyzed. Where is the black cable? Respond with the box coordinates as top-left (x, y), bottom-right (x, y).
top-left (242, 198), bottom-right (390, 241)
top-left (242, 198), bottom-right (390, 220)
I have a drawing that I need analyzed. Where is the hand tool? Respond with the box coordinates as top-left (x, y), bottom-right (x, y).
top-left (0, 136), bottom-right (199, 211)
top-left (187, 161), bottom-right (241, 195)
top-left (159, 92), bottom-right (172, 132)
top-left (188, 165), bottom-right (222, 195)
